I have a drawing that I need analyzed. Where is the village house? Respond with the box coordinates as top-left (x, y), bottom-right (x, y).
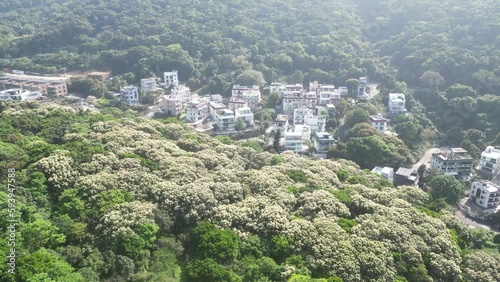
top-left (431, 148), bottom-right (473, 179)
top-left (120, 85), bottom-right (139, 106)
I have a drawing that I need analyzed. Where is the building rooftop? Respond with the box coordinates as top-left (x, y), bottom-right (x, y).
top-left (372, 166), bottom-right (394, 175)
top-left (451, 148), bottom-right (468, 154)
top-left (210, 102), bottom-right (226, 109)
top-left (276, 115), bottom-right (288, 122)
top-left (370, 114), bottom-right (388, 122)
top-left (389, 93), bottom-right (405, 102)
top-left (229, 97), bottom-right (247, 104)
top-left (477, 180), bottom-right (500, 193)
top-left (396, 168), bottom-right (415, 177)
top-left (314, 132), bottom-right (335, 141)
top-left (482, 146), bottom-right (500, 159)
top-left (326, 104), bottom-right (336, 109)
top-left (433, 148), bottom-right (472, 161)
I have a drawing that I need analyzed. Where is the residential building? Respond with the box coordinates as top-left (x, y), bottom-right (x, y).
top-left (294, 124), bottom-right (311, 141)
top-left (431, 148), bottom-right (473, 178)
top-left (270, 82), bottom-right (286, 94)
top-left (284, 84), bottom-right (303, 94)
top-left (120, 85), bottom-right (139, 106)
top-left (274, 115), bottom-right (289, 132)
top-left (187, 99), bottom-right (210, 122)
top-left (209, 102), bottom-right (227, 120)
top-left (161, 87), bottom-right (191, 116)
top-left (141, 78), bottom-right (158, 92)
top-left (283, 91), bottom-right (304, 117)
top-left (338, 86), bottom-right (348, 97)
top-left (235, 107), bottom-right (254, 129)
top-left (326, 104), bottom-right (336, 117)
top-left (371, 166), bottom-right (395, 182)
top-left (215, 109), bottom-right (236, 132)
top-left (207, 94), bottom-right (223, 103)
top-left (0, 76), bottom-right (68, 97)
top-left (0, 88), bottom-right (42, 101)
top-left (477, 146), bottom-right (500, 179)
top-left (370, 114), bottom-right (389, 133)
top-left (394, 168), bottom-right (419, 186)
top-left (303, 91), bottom-right (318, 108)
top-left (163, 71), bottom-right (179, 88)
top-left (469, 180), bottom-right (500, 211)
top-left (388, 93), bottom-right (407, 115)
top-left (313, 131), bottom-right (336, 156)
top-left (309, 81), bottom-right (321, 92)
top-left (231, 85), bottom-right (261, 110)
top-left (293, 108), bottom-right (314, 124)
top-left (358, 77), bottom-right (367, 96)
top-left (304, 115), bottom-right (326, 133)
top-left (282, 131), bottom-right (308, 153)
top-left (228, 97), bottom-right (248, 111)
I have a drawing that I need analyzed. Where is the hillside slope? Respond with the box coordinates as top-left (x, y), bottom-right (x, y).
top-left (0, 102), bottom-right (499, 281)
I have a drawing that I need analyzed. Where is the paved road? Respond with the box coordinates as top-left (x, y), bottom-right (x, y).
top-left (454, 210), bottom-right (498, 232)
top-left (411, 147), bottom-right (441, 171)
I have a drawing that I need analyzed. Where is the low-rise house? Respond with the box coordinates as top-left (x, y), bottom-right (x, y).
top-left (228, 97), bottom-right (248, 111)
top-left (209, 102), bottom-right (227, 120)
top-left (207, 94), bottom-right (223, 103)
top-left (235, 107), bottom-right (254, 128)
top-left (304, 115), bottom-right (326, 133)
top-left (388, 93), bottom-right (407, 115)
top-left (163, 71), bottom-right (179, 88)
top-left (477, 146), bottom-right (500, 179)
top-left (431, 148), bottom-right (473, 179)
top-left (393, 168), bottom-right (419, 186)
top-left (293, 108), bottom-right (314, 124)
top-left (120, 85), bottom-right (139, 106)
top-left (274, 115), bottom-right (289, 132)
top-left (469, 180), bottom-right (500, 212)
top-left (358, 77), bottom-right (367, 96)
top-left (372, 166), bottom-right (395, 182)
top-left (313, 131), bottom-right (336, 156)
top-left (215, 109), bottom-right (236, 132)
top-left (326, 104), bottom-right (336, 117)
top-left (270, 82), bottom-right (286, 94)
top-left (338, 86), bottom-right (348, 97)
top-left (187, 99), bottom-right (210, 122)
top-left (370, 114), bottom-right (388, 133)
top-left (0, 76), bottom-right (68, 97)
top-left (160, 86), bottom-right (192, 115)
top-left (283, 91), bottom-right (303, 117)
top-left (141, 78), bottom-right (158, 92)
top-left (282, 131), bottom-right (308, 153)
top-left (0, 88), bottom-right (42, 101)
top-left (232, 85), bottom-right (261, 110)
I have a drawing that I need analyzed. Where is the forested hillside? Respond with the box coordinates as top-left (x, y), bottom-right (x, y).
top-left (1, 102), bottom-right (500, 282)
top-left (355, 0), bottom-right (499, 92)
top-left (0, 0), bottom-right (396, 92)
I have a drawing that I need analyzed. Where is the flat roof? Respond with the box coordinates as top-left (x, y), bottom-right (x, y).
top-left (396, 167), bottom-right (414, 177)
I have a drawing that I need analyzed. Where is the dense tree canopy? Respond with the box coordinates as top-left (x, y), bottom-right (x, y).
top-left (0, 102), bottom-right (497, 281)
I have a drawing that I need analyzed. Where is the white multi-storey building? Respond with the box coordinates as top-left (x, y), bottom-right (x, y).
top-left (370, 114), bottom-right (388, 133)
top-left (231, 85), bottom-right (261, 110)
top-left (282, 131), bottom-right (308, 153)
top-left (371, 166), bottom-right (395, 183)
top-left (293, 108), bottom-right (314, 124)
top-left (186, 99), bottom-right (210, 122)
top-left (270, 82), bottom-right (286, 94)
top-left (0, 88), bottom-right (42, 101)
top-left (338, 86), bottom-right (348, 97)
top-left (313, 131), bottom-right (336, 157)
top-left (160, 86), bottom-right (191, 115)
top-left (163, 71), bottom-right (179, 88)
top-left (215, 109), bottom-right (236, 132)
top-left (469, 180), bottom-right (500, 211)
top-left (274, 115), bottom-right (289, 132)
top-left (209, 102), bottom-right (227, 121)
top-left (388, 93), bottom-right (407, 115)
top-left (304, 115), bottom-right (326, 133)
top-left (235, 107), bottom-right (254, 129)
top-left (358, 77), bottom-right (367, 96)
top-left (431, 148), bottom-right (473, 179)
top-left (140, 78), bottom-right (158, 92)
top-left (477, 146), bottom-right (500, 179)
top-left (283, 92), bottom-right (303, 118)
top-left (120, 85), bottom-right (139, 106)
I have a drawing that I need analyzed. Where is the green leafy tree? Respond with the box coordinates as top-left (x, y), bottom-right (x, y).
top-left (428, 175), bottom-right (464, 205)
top-left (235, 70), bottom-right (266, 86)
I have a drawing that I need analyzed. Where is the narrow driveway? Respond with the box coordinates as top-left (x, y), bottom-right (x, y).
top-left (411, 147), bottom-right (441, 171)
top-left (454, 210), bottom-right (498, 232)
